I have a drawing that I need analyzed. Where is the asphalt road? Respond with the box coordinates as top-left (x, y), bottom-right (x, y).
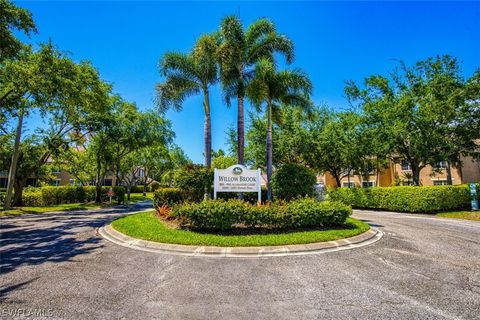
top-left (1, 202), bottom-right (479, 320)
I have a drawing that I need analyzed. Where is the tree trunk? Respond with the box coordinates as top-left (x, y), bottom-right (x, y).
top-left (237, 94), bottom-right (245, 165)
top-left (266, 99), bottom-right (273, 202)
top-left (334, 173), bottom-right (341, 188)
top-left (143, 175), bottom-right (147, 197)
top-left (203, 88), bottom-right (212, 168)
top-left (127, 185), bottom-right (131, 201)
top-left (237, 94), bottom-right (245, 200)
top-left (446, 161), bottom-right (453, 185)
top-left (12, 178), bottom-right (27, 207)
top-left (95, 151), bottom-right (102, 203)
top-left (3, 109), bottom-right (24, 210)
top-left (411, 162), bottom-right (421, 186)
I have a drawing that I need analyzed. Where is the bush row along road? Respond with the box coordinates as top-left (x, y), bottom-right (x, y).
top-left (0, 201), bottom-right (479, 320)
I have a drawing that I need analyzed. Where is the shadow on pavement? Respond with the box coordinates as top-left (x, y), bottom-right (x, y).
top-left (0, 201), bottom-right (152, 275)
top-left (357, 219), bottom-right (384, 228)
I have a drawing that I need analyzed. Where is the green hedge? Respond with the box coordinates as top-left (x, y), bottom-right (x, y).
top-left (153, 188), bottom-right (184, 207)
top-left (171, 198), bottom-right (351, 231)
top-left (328, 185), bottom-right (479, 213)
top-left (22, 186), bottom-right (125, 206)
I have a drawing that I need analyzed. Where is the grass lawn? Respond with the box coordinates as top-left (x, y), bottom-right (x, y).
top-left (125, 192), bottom-right (154, 204)
top-left (436, 211), bottom-right (480, 221)
top-left (0, 202), bottom-right (110, 216)
top-left (111, 211), bottom-right (370, 247)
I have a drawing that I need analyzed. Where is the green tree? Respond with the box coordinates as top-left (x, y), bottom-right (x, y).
top-left (218, 16), bottom-right (294, 165)
top-left (212, 149), bottom-right (236, 169)
top-left (108, 102), bottom-right (173, 187)
top-left (0, 0), bottom-right (37, 62)
top-left (158, 145), bottom-right (192, 186)
top-left (0, 136), bottom-right (54, 204)
top-left (245, 106), bottom-right (312, 168)
top-left (246, 58), bottom-right (312, 201)
top-left (156, 34), bottom-right (218, 168)
top-left (302, 108), bottom-right (360, 188)
top-left (1, 44), bottom-right (111, 207)
top-left (135, 145), bottom-right (171, 197)
top-left (90, 100), bottom-right (173, 203)
top-left (346, 56), bottom-right (480, 185)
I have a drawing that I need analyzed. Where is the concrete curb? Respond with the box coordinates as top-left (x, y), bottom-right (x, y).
top-left (98, 223), bottom-right (383, 258)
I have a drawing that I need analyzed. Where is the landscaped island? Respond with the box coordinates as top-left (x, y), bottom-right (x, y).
top-left (111, 212), bottom-right (369, 247)
top-left (111, 194), bottom-right (370, 247)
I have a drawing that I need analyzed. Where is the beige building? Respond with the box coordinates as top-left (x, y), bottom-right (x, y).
top-left (318, 155), bottom-right (480, 188)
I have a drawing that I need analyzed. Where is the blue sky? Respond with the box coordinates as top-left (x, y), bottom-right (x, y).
top-left (16, 1), bottom-right (480, 163)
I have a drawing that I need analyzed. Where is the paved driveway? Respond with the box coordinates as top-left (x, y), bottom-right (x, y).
top-left (1, 203), bottom-right (479, 320)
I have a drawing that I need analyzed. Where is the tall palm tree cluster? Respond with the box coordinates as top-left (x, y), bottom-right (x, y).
top-left (156, 16), bottom-right (312, 201)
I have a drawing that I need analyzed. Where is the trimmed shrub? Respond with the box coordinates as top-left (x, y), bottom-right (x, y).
top-left (22, 190), bottom-right (43, 206)
top-left (328, 185), bottom-right (477, 213)
top-left (173, 199), bottom-right (245, 230)
top-left (153, 188), bottom-right (184, 208)
top-left (149, 181), bottom-right (161, 192)
top-left (280, 198), bottom-right (351, 228)
top-left (21, 186), bottom-right (125, 206)
top-left (271, 164), bottom-right (317, 201)
top-left (174, 165), bottom-right (213, 202)
top-left (171, 198), bottom-right (351, 230)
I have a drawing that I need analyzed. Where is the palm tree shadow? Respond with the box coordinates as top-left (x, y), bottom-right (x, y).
top-left (0, 278), bottom-right (39, 302)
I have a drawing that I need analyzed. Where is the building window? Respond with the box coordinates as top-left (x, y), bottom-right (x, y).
top-left (26, 178), bottom-right (38, 187)
top-left (53, 179), bottom-right (61, 186)
top-left (401, 160), bottom-right (411, 171)
top-left (69, 179), bottom-right (75, 186)
top-left (0, 177), bottom-right (8, 188)
top-left (435, 161), bottom-right (448, 170)
top-left (402, 179), bottom-right (413, 186)
top-left (433, 180), bottom-right (448, 186)
top-left (362, 181), bottom-right (375, 188)
top-left (103, 179), bottom-right (112, 186)
top-left (52, 168), bottom-right (61, 174)
top-left (342, 182), bottom-right (355, 188)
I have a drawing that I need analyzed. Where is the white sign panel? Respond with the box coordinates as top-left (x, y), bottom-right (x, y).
top-left (214, 165), bottom-right (261, 203)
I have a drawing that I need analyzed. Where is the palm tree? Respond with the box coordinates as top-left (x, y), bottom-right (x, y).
top-left (156, 34), bottom-right (218, 168)
top-left (247, 58), bottom-right (312, 201)
top-left (217, 16), bottom-right (294, 166)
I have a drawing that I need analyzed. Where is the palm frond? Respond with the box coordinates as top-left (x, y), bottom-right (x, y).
top-left (245, 18), bottom-right (276, 46)
top-left (220, 16), bottom-right (245, 46)
top-left (248, 33), bottom-right (294, 65)
top-left (159, 52), bottom-right (196, 79)
top-left (155, 75), bottom-right (200, 113)
top-left (192, 33), bottom-right (219, 85)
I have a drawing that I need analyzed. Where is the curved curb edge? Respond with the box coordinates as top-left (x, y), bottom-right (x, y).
top-left (98, 223), bottom-right (383, 258)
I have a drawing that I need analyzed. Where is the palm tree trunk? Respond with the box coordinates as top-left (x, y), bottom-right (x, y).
top-left (203, 88), bottom-right (212, 168)
top-left (266, 99), bottom-right (273, 201)
top-left (237, 94), bottom-right (245, 165)
top-left (3, 109), bottom-right (24, 210)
